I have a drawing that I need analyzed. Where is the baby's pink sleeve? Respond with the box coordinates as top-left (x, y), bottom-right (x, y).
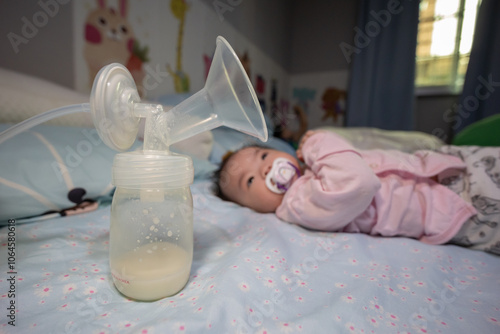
top-left (276, 131), bottom-right (381, 231)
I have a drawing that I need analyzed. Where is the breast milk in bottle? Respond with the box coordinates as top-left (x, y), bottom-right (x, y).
top-left (109, 151), bottom-right (194, 301)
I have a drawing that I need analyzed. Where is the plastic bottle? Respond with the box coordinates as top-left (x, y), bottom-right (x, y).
top-left (108, 151), bottom-right (194, 301)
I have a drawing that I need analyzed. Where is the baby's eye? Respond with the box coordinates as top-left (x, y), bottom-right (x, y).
top-left (247, 176), bottom-right (254, 187)
top-left (261, 152), bottom-right (268, 160)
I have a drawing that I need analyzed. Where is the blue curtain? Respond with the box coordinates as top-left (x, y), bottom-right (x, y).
top-left (454, 0), bottom-right (500, 133)
top-left (346, 0), bottom-right (420, 130)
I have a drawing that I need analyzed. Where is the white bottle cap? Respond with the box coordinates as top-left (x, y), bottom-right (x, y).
top-left (112, 151), bottom-right (194, 189)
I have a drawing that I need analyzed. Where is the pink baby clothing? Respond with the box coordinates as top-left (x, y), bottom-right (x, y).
top-left (276, 131), bottom-right (477, 245)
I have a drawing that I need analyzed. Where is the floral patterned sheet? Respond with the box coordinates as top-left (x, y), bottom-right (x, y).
top-left (1, 180), bottom-right (500, 334)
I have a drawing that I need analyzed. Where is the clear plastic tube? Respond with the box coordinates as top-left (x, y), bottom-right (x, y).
top-left (0, 103), bottom-right (90, 145)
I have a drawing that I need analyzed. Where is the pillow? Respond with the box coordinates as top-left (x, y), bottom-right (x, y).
top-left (209, 127), bottom-right (296, 165)
top-left (0, 69), bottom-right (215, 159)
top-left (318, 126), bottom-right (446, 152)
top-left (191, 156), bottom-right (218, 180)
top-left (0, 123), bottom-right (220, 223)
top-left (0, 67), bottom-right (92, 127)
top-left (0, 124), bottom-right (142, 223)
top-left (169, 131), bottom-right (214, 160)
top-left (452, 114), bottom-right (500, 147)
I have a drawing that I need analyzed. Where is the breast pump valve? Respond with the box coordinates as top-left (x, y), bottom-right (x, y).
top-left (91, 36), bottom-right (268, 301)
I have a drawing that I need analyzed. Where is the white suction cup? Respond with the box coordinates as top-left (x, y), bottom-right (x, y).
top-left (90, 63), bottom-right (162, 152)
top-left (90, 64), bottom-right (141, 151)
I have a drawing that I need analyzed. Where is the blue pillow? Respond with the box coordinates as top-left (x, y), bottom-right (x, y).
top-left (0, 124), bottom-right (139, 223)
top-left (0, 123), bottom-right (220, 223)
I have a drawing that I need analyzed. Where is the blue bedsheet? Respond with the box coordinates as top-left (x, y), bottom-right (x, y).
top-left (1, 180), bottom-right (500, 333)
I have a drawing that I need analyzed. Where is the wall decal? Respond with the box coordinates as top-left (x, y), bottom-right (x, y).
top-left (166, 0), bottom-right (190, 93)
top-left (321, 87), bottom-right (346, 124)
top-left (203, 54), bottom-right (212, 82)
top-left (239, 51), bottom-right (251, 78)
top-left (83, 0), bottom-right (149, 95)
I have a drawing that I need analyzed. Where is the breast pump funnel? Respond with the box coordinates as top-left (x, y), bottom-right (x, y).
top-left (163, 36), bottom-right (268, 146)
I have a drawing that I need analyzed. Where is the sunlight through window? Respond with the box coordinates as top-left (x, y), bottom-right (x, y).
top-left (415, 0), bottom-right (481, 93)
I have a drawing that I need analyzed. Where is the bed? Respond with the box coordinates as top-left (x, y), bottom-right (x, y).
top-left (1, 68), bottom-right (500, 333)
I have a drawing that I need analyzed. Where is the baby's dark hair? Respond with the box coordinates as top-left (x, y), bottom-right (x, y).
top-left (211, 150), bottom-right (236, 201)
top-left (211, 143), bottom-right (270, 201)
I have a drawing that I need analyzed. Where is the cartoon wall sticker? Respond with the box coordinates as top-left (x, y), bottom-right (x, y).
top-left (239, 51), bottom-right (251, 79)
top-left (126, 40), bottom-right (149, 97)
top-left (280, 99), bottom-right (290, 121)
top-left (292, 87), bottom-right (316, 110)
top-left (256, 75), bottom-right (265, 95)
top-left (83, 0), bottom-right (149, 96)
top-left (276, 105), bottom-right (308, 149)
top-left (84, 0), bottom-right (134, 83)
top-left (271, 82), bottom-right (308, 149)
top-left (166, 0), bottom-right (190, 93)
top-left (321, 87), bottom-right (346, 125)
top-left (256, 74), bottom-right (266, 113)
top-left (270, 79), bottom-right (279, 124)
top-left (203, 54), bottom-right (212, 82)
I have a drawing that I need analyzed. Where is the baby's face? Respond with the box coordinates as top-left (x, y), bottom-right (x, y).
top-left (219, 147), bottom-right (300, 213)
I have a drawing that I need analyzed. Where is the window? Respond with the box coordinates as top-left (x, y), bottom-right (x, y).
top-left (415, 0), bottom-right (481, 94)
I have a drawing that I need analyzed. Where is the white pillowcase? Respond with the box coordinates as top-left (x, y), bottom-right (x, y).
top-left (319, 126), bottom-right (445, 152)
top-left (0, 67), bottom-right (92, 127)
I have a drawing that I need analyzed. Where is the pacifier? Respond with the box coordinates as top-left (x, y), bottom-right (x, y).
top-left (266, 158), bottom-right (301, 194)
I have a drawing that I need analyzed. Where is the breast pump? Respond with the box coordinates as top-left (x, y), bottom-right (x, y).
top-left (0, 36), bottom-right (268, 301)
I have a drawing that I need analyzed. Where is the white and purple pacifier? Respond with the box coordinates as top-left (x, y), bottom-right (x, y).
top-left (265, 158), bottom-right (301, 194)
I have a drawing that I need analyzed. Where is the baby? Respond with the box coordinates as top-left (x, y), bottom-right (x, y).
top-left (213, 130), bottom-right (500, 255)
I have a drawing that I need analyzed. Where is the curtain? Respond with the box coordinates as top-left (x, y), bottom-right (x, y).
top-left (345, 0), bottom-right (420, 130)
top-left (454, 0), bottom-right (500, 133)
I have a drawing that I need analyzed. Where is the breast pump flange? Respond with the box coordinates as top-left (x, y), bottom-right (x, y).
top-left (90, 36), bottom-right (268, 153)
top-left (91, 36), bottom-right (268, 301)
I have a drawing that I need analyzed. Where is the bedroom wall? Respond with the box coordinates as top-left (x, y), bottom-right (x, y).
top-left (199, 0), bottom-right (293, 72)
top-left (0, 0), bottom-right (459, 138)
top-left (284, 1), bottom-right (458, 138)
top-left (286, 0), bottom-right (358, 130)
top-left (0, 0), bottom-right (291, 124)
top-left (0, 1), bottom-right (75, 87)
top-left (414, 94), bottom-right (460, 143)
top-left (72, 0), bottom-right (290, 113)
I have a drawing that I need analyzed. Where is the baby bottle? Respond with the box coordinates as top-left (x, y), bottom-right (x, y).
top-left (109, 151), bottom-right (194, 301)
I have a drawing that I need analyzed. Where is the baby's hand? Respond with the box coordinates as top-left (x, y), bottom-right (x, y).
top-left (296, 130), bottom-right (316, 162)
